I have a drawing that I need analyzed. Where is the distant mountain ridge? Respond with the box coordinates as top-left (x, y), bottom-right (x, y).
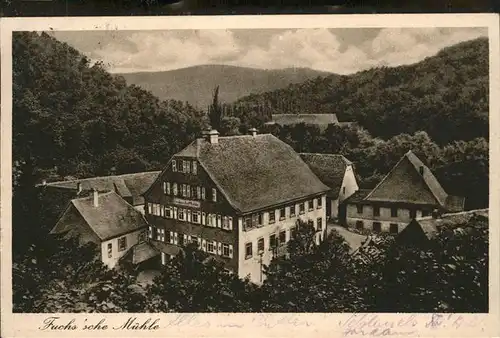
top-left (116, 64), bottom-right (331, 108)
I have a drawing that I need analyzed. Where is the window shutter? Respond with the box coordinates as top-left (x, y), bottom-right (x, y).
top-left (187, 235), bottom-right (192, 243)
top-left (174, 232), bottom-right (178, 245)
top-left (228, 217), bottom-right (233, 230)
top-left (217, 215), bottom-right (221, 228)
top-left (202, 239), bottom-right (207, 251)
top-left (217, 242), bottom-right (222, 255)
top-left (187, 210), bottom-right (191, 222)
top-left (202, 212), bottom-right (206, 225)
top-left (229, 245), bottom-right (233, 258)
top-left (169, 231), bottom-right (174, 244)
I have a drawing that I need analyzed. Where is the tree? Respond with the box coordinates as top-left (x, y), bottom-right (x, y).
top-left (147, 243), bottom-right (256, 312)
top-left (256, 220), bottom-right (366, 312)
top-left (208, 85), bottom-right (223, 131)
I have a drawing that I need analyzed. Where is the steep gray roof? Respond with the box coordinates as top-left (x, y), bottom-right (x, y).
top-left (51, 191), bottom-right (148, 241)
top-left (156, 134), bottom-right (330, 213)
top-left (299, 153), bottom-right (352, 198)
top-left (365, 150), bottom-right (463, 210)
top-left (44, 171), bottom-right (160, 206)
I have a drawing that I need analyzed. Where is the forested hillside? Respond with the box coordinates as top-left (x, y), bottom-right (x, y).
top-left (233, 37), bottom-right (489, 145)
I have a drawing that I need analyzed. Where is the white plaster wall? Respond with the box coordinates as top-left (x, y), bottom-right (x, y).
top-left (339, 166), bottom-right (359, 203)
top-left (100, 229), bottom-right (143, 269)
top-left (237, 194), bottom-right (327, 284)
top-left (345, 204), bottom-right (424, 233)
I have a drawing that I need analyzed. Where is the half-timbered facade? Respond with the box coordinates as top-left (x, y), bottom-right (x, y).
top-left (143, 129), bottom-right (330, 284)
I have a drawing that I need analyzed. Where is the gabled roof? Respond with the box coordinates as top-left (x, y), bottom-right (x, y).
top-left (43, 171), bottom-right (160, 205)
top-left (121, 242), bottom-right (160, 265)
top-left (149, 134), bottom-right (330, 214)
top-left (343, 189), bottom-right (372, 204)
top-left (50, 191), bottom-right (148, 241)
top-left (407, 209), bottom-right (489, 240)
top-left (365, 150), bottom-right (452, 208)
top-left (266, 114), bottom-right (339, 126)
top-left (299, 153), bottom-right (352, 198)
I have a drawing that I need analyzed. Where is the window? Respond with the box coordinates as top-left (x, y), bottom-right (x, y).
top-left (163, 182), bottom-right (167, 194)
top-left (308, 220), bottom-right (314, 228)
top-left (279, 208), bottom-right (286, 220)
top-left (201, 187), bottom-right (206, 200)
top-left (148, 226), bottom-right (153, 239)
top-left (343, 187), bottom-right (346, 194)
top-left (165, 231), bottom-right (171, 243)
top-left (390, 223), bottom-right (399, 234)
top-left (391, 207), bottom-right (398, 218)
top-left (178, 209), bottom-right (185, 221)
top-left (184, 160), bottom-right (191, 174)
top-left (191, 235), bottom-right (198, 245)
top-left (197, 186), bottom-right (201, 200)
top-left (217, 215), bottom-right (222, 227)
top-left (245, 217), bottom-right (252, 230)
top-left (192, 212), bottom-right (200, 224)
top-left (223, 216), bottom-right (231, 230)
top-left (269, 234), bottom-right (277, 249)
top-left (308, 200), bottom-right (314, 211)
top-left (279, 230), bottom-right (286, 245)
top-left (107, 243), bottom-right (112, 258)
top-left (410, 209), bottom-right (417, 219)
top-left (257, 238), bottom-right (265, 253)
top-left (290, 205), bottom-right (296, 217)
top-left (299, 203), bottom-right (305, 214)
top-left (290, 226), bottom-right (296, 238)
top-left (422, 210), bottom-right (430, 217)
top-left (212, 188), bottom-right (217, 202)
top-left (165, 206), bottom-right (172, 218)
top-left (356, 221), bottom-right (364, 230)
top-left (357, 205), bottom-right (363, 214)
top-left (207, 241), bottom-right (215, 253)
top-left (118, 237), bottom-right (127, 251)
top-left (139, 230), bottom-right (146, 242)
top-left (186, 184), bottom-right (191, 198)
top-left (245, 242), bottom-right (253, 259)
top-left (178, 233), bottom-right (184, 246)
top-left (173, 183), bottom-right (178, 196)
top-left (373, 206), bottom-right (380, 217)
top-left (373, 222), bottom-right (382, 233)
top-left (192, 161), bottom-right (198, 174)
top-left (269, 210), bottom-right (276, 224)
top-left (172, 160), bottom-right (177, 172)
top-left (317, 217), bottom-right (323, 231)
top-left (166, 182), bottom-right (171, 195)
top-left (317, 198), bottom-right (322, 208)
top-left (222, 243), bottom-right (230, 257)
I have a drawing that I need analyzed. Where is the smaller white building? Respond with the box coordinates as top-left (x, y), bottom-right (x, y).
top-left (50, 189), bottom-right (149, 269)
top-left (300, 153), bottom-right (359, 221)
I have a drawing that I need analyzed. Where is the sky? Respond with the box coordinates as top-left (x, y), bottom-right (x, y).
top-left (48, 27), bottom-right (488, 74)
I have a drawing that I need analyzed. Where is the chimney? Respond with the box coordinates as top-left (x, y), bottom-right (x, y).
top-left (77, 182), bottom-right (82, 194)
top-left (419, 166), bottom-right (424, 175)
top-left (92, 188), bottom-right (99, 207)
top-left (208, 129), bottom-right (219, 144)
top-left (249, 128), bottom-right (258, 137)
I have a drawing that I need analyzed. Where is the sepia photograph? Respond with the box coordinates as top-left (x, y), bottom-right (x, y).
top-left (1, 14), bottom-right (499, 337)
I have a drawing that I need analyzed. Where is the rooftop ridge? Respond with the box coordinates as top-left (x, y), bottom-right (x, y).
top-left (45, 170), bottom-right (162, 186)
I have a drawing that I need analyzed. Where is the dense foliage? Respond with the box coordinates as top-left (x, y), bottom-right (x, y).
top-left (233, 38), bottom-right (489, 145)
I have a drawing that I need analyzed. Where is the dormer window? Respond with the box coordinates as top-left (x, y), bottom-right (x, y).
top-left (172, 160), bottom-right (177, 172)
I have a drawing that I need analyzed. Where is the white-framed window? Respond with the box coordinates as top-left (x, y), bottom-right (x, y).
top-left (178, 209), bottom-right (185, 221)
top-left (192, 211), bottom-right (200, 224)
top-left (118, 237), bottom-right (127, 251)
top-left (173, 183), bottom-right (178, 196)
top-left (279, 208), bottom-right (286, 220)
top-left (222, 243), bottom-right (230, 257)
top-left (202, 212), bottom-right (206, 225)
top-left (167, 182), bottom-right (171, 195)
top-left (148, 226), bottom-right (153, 239)
top-left (165, 206), bottom-right (172, 218)
top-left (172, 160), bottom-right (177, 172)
top-left (187, 184), bottom-right (191, 198)
top-left (299, 203), bottom-right (305, 214)
top-left (217, 215), bottom-right (222, 228)
top-left (147, 203), bottom-right (152, 214)
top-left (193, 161), bottom-right (198, 174)
top-left (222, 216), bottom-right (230, 230)
top-left (107, 243), bottom-right (112, 258)
top-left (201, 187), bottom-right (206, 200)
top-left (269, 210), bottom-right (276, 224)
top-left (163, 182), bottom-right (167, 194)
top-left (207, 241), bottom-right (215, 253)
top-left (196, 186), bottom-right (201, 200)
top-left (245, 242), bottom-right (253, 259)
top-left (184, 160), bottom-right (191, 173)
top-left (212, 188), bottom-right (217, 202)
top-left (290, 204), bottom-right (296, 217)
top-left (258, 238), bottom-right (265, 253)
top-left (317, 197), bottom-right (322, 209)
top-left (308, 200), bottom-right (314, 211)
top-left (228, 216), bottom-right (233, 230)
